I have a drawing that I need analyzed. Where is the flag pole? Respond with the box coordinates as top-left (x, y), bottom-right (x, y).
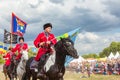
top-left (10, 13), bottom-right (13, 47)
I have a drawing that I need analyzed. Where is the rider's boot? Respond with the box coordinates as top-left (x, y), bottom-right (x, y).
top-left (37, 53), bottom-right (50, 78)
top-left (37, 58), bottom-right (45, 77)
top-left (37, 66), bottom-right (46, 78)
top-left (30, 59), bottom-right (39, 72)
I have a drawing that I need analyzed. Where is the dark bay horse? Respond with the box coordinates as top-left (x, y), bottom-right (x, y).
top-left (22, 38), bottom-right (79, 80)
top-left (3, 54), bottom-right (17, 80)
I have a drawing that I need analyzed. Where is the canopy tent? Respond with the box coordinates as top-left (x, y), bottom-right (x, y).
top-left (118, 54), bottom-right (120, 59)
top-left (70, 56), bottom-right (85, 63)
top-left (108, 52), bottom-right (114, 59)
top-left (114, 51), bottom-right (120, 59)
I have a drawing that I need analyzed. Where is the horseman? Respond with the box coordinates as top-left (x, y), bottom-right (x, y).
top-left (30, 23), bottom-right (57, 76)
top-left (3, 46), bottom-right (14, 70)
top-left (12, 37), bottom-right (28, 63)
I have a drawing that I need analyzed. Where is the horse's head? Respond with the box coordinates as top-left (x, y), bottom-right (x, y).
top-left (21, 50), bottom-right (28, 61)
top-left (11, 54), bottom-right (17, 65)
top-left (56, 38), bottom-right (79, 58)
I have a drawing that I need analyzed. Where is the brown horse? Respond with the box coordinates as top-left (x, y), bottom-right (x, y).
top-left (3, 64), bottom-right (8, 80)
top-left (3, 54), bottom-right (17, 80)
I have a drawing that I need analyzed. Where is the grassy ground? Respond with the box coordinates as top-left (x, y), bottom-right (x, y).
top-left (64, 71), bottom-right (120, 80)
top-left (0, 70), bottom-right (120, 80)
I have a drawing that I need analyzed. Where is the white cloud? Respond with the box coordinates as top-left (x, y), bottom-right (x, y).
top-left (0, 28), bottom-right (4, 41)
top-left (0, 28), bottom-right (4, 34)
top-left (0, 0), bottom-right (120, 54)
top-left (75, 32), bottom-right (120, 55)
top-left (0, 0), bottom-right (120, 33)
top-left (79, 32), bottom-right (99, 43)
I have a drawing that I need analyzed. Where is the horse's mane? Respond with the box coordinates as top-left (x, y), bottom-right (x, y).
top-left (21, 50), bottom-right (28, 60)
top-left (11, 54), bottom-right (16, 61)
top-left (54, 38), bottom-right (74, 50)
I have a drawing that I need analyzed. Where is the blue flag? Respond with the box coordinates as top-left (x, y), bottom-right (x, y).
top-left (56, 28), bottom-right (80, 66)
top-left (12, 13), bottom-right (27, 36)
top-left (65, 28), bottom-right (80, 66)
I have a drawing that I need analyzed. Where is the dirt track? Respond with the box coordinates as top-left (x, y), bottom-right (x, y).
top-left (0, 64), bottom-right (5, 80)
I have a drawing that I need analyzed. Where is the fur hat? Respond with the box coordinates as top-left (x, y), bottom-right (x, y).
top-left (43, 23), bottom-right (52, 30)
top-left (19, 37), bottom-right (24, 42)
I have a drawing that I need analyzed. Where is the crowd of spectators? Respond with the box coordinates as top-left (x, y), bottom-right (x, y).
top-left (68, 59), bottom-right (120, 78)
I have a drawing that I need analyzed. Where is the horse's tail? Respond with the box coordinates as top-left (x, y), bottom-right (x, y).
top-left (22, 72), bottom-right (27, 80)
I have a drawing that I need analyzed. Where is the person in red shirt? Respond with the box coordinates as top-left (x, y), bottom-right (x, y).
top-left (30, 23), bottom-right (57, 76)
top-left (3, 46), bottom-right (14, 69)
top-left (12, 37), bottom-right (28, 62)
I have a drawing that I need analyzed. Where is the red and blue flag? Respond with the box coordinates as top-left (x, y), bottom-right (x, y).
top-left (12, 13), bottom-right (27, 36)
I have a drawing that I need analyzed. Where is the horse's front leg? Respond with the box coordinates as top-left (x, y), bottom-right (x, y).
top-left (22, 72), bottom-right (31, 80)
top-left (32, 76), bottom-right (37, 80)
top-left (4, 73), bottom-right (7, 80)
top-left (58, 77), bottom-right (64, 80)
top-left (41, 76), bottom-right (49, 80)
top-left (54, 77), bottom-right (63, 80)
top-left (8, 73), bottom-right (12, 80)
top-left (58, 73), bottom-right (64, 80)
top-left (32, 73), bottom-right (37, 80)
top-left (3, 70), bottom-right (7, 80)
top-left (3, 65), bottom-right (8, 80)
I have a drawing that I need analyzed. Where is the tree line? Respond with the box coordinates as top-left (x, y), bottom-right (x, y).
top-left (82, 42), bottom-right (120, 59)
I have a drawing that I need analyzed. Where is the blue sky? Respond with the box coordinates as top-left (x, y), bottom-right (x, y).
top-left (0, 0), bottom-right (120, 55)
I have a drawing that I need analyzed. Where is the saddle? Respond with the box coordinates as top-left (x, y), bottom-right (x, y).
top-left (30, 53), bottom-right (51, 72)
top-left (38, 53), bottom-right (51, 69)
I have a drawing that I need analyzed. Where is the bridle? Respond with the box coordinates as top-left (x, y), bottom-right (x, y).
top-left (62, 41), bottom-right (72, 54)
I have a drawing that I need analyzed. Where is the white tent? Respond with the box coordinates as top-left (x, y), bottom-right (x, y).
top-left (118, 55), bottom-right (120, 59)
top-left (108, 52), bottom-right (114, 59)
top-left (114, 51), bottom-right (120, 59)
top-left (70, 56), bottom-right (85, 63)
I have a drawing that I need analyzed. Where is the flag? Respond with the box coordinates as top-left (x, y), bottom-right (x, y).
top-left (0, 42), bottom-right (4, 46)
top-left (0, 44), bottom-right (7, 54)
top-left (4, 29), bottom-right (18, 44)
top-left (57, 28), bottom-right (80, 42)
top-left (0, 48), bottom-right (7, 54)
top-left (56, 28), bottom-right (80, 66)
top-left (0, 45), bottom-right (4, 54)
top-left (12, 13), bottom-right (27, 36)
top-left (0, 45), bottom-right (3, 48)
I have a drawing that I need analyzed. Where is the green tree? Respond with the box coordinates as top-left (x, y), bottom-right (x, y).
top-left (28, 47), bottom-right (37, 57)
top-left (82, 53), bottom-right (99, 59)
top-left (99, 41), bottom-right (120, 58)
top-left (109, 42), bottom-right (117, 55)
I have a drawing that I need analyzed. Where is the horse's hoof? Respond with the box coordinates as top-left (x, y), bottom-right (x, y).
top-left (43, 75), bottom-right (47, 78)
top-left (58, 73), bottom-right (63, 77)
top-left (37, 73), bottom-right (46, 78)
top-left (39, 75), bottom-right (47, 79)
top-left (37, 73), bottom-right (43, 77)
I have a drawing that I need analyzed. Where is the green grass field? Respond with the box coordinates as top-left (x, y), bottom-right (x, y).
top-left (64, 71), bottom-right (120, 80)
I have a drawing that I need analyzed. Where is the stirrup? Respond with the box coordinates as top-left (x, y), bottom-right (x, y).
top-left (30, 66), bottom-right (38, 72)
top-left (35, 68), bottom-right (38, 72)
top-left (37, 72), bottom-right (45, 78)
